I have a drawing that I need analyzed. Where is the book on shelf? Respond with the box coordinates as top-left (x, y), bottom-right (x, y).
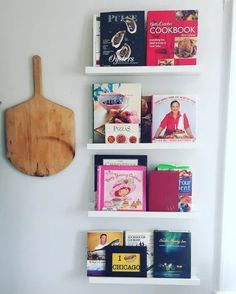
top-left (149, 170), bottom-right (179, 212)
top-left (94, 154), bottom-right (147, 192)
top-left (141, 96), bottom-right (152, 143)
top-left (157, 164), bottom-right (192, 212)
top-left (96, 165), bottom-right (146, 211)
top-left (125, 231), bottom-right (153, 277)
top-left (105, 123), bottom-right (140, 144)
top-left (105, 245), bottom-right (147, 277)
top-left (146, 10), bottom-right (198, 66)
top-left (152, 94), bottom-right (196, 142)
top-left (153, 230), bottom-right (191, 278)
top-left (87, 231), bottom-right (124, 276)
top-left (93, 14), bottom-right (101, 66)
top-left (93, 83), bottom-right (141, 143)
top-left (100, 11), bottom-right (146, 66)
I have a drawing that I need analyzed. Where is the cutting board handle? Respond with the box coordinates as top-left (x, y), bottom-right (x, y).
top-left (33, 55), bottom-right (43, 97)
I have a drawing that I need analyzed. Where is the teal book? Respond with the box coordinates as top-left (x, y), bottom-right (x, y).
top-left (154, 230), bottom-right (191, 278)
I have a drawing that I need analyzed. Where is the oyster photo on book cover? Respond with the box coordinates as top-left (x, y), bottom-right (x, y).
top-left (152, 95), bottom-right (196, 142)
top-left (96, 165), bottom-right (146, 211)
top-left (100, 11), bottom-right (145, 66)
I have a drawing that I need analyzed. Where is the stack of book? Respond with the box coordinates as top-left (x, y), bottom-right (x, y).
top-left (94, 155), bottom-right (147, 211)
top-left (87, 230), bottom-right (191, 278)
top-left (92, 83), bottom-right (196, 144)
top-left (94, 155), bottom-right (192, 213)
top-left (93, 10), bottom-right (198, 67)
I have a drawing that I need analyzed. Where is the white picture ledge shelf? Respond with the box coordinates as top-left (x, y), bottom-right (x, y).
top-left (88, 277), bottom-right (200, 286)
top-left (88, 211), bottom-right (197, 219)
top-left (87, 142), bottom-right (196, 150)
top-left (85, 65), bottom-right (204, 76)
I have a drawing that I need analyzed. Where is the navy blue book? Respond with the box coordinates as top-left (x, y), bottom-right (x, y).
top-left (100, 11), bottom-right (145, 66)
top-left (154, 230), bottom-right (191, 278)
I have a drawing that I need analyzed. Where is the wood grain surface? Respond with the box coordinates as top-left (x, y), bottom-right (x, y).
top-left (5, 56), bottom-right (75, 176)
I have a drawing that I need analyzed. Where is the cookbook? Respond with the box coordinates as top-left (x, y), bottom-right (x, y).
top-left (100, 11), bottom-right (145, 66)
top-left (96, 165), bottom-right (146, 211)
top-left (146, 10), bottom-right (198, 66)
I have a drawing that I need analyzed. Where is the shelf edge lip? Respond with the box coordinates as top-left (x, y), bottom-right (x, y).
top-left (85, 65), bottom-right (204, 76)
top-left (88, 276), bottom-right (200, 286)
top-left (88, 211), bottom-right (198, 219)
top-left (87, 142), bottom-right (196, 150)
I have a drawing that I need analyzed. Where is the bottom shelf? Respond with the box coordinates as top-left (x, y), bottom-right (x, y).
top-left (88, 276), bottom-right (200, 286)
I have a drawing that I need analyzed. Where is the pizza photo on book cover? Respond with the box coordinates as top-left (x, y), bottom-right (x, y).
top-left (152, 95), bottom-right (196, 142)
top-left (87, 231), bottom-right (124, 276)
top-left (93, 83), bottom-right (141, 143)
top-left (96, 165), bottom-right (146, 211)
top-left (146, 10), bottom-right (198, 66)
top-left (100, 11), bottom-right (145, 66)
top-left (153, 230), bottom-right (191, 278)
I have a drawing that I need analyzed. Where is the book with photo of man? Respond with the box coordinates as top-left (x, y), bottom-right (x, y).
top-left (87, 231), bottom-right (124, 276)
top-left (152, 95), bottom-right (196, 142)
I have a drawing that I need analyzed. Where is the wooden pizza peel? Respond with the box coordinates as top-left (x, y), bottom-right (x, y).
top-left (5, 55), bottom-right (75, 176)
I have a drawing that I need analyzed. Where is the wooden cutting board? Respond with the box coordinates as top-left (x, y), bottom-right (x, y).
top-left (5, 55), bottom-right (75, 176)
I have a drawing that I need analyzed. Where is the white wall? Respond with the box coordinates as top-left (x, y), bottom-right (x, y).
top-left (0, 0), bottom-right (225, 294)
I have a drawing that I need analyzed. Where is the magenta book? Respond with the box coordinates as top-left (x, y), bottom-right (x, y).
top-left (96, 165), bottom-right (146, 211)
top-left (148, 170), bottom-right (179, 211)
top-left (146, 10), bottom-right (198, 66)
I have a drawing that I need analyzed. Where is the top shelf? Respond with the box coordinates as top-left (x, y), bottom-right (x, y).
top-left (85, 65), bottom-right (204, 76)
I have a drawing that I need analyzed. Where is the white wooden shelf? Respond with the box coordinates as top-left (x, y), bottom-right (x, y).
top-left (88, 276), bottom-right (200, 286)
top-left (88, 211), bottom-right (197, 219)
top-left (87, 142), bottom-right (196, 150)
top-left (85, 65), bottom-right (203, 76)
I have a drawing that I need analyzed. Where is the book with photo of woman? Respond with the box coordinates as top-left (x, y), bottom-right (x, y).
top-left (152, 95), bottom-right (196, 142)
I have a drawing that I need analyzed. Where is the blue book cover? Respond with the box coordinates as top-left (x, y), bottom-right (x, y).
top-left (153, 230), bottom-right (191, 278)
top-left (100, 11), bottom-right (145, 66)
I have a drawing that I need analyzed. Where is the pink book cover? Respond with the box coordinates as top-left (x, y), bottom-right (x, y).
top-left (96, 165), bottom-right (146, 211)
top-left (148, 170), bottom-right (179, 211)
top-left (146, 10), bottom-right (198, 66)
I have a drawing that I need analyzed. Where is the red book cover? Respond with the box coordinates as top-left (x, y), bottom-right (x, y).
top-left (146, 10), bottom-right (198, 66)
top-left (148, 170), bottom-right (179, 211)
